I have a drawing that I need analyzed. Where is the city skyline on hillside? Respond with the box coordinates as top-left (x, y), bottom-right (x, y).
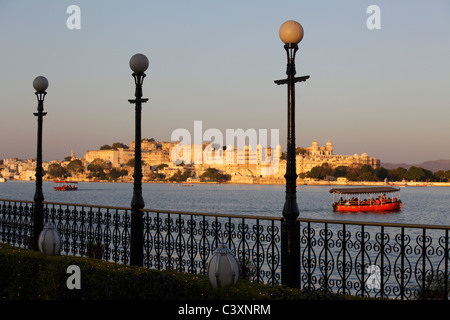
top-left (2, 137), bottom-right (450, 173)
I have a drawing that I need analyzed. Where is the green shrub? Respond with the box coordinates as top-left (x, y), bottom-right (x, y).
top-left (0, 244), bottom-right (355, 300)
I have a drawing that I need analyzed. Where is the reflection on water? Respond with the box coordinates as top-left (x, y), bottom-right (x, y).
top-left (0, 181), bottom-right (449, 226)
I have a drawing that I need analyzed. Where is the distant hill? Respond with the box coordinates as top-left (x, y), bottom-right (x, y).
top-left (381, 159), bottom-right (450, 172)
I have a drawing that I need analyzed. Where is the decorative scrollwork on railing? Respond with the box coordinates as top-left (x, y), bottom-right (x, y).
top-left (198, 217), bottom-right (210, 274)
top-left (266, 221), bottom-right (281, 285)
top-left (211, 219), bottom-right (222, 250)
top-left (78, 208), bottom-right (87, 257)
top-left (301, 223), bottom-right (317, 290)
top-left (186, 216), bottom-right (198, 274)
top-left (318, 224), bottom-right (335, 292)
top-left (393, 230), bottom-right (413, 299)
top-left (15, 204), bottom-right (24, 248)
top-left (21, 204), bottom-right (31, 249)
top-left (335, 226), bottom-right (353, 295)
top-left (61, 207), bottom-right (71, 255)
top-left (70, 207), bottom-right (79, 256)
top-left (164, 215), bottom-right (175, 270)
top-left (414, 230), bottom-right (435, 299)
top-left (223, 219), bottom-right (235, 252)
top-left (143, 214), bottom-right (153, 268)
top-left (373, 227), bottom-right (393, 298)
top-left (237, 220), bottom-right (252, 280)
top-left (102, 208), bottom-right (111, 261)
top-left (435, 231), bottom-right (450, 298)
top-left (112, 209), bottom-right (123, 263)
top-left (174, 215), bottom-right (186, 272)
top-left (152, 214), bottom-right (164, 270)
top-left (354, 226), bottom-right (373, 297)
top-left (251, 222), bottom-right (266, 283)
top-left (121, 210), bottom-right (130, 265)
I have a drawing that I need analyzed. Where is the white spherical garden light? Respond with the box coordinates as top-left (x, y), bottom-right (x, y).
top-left (37, 222), bottom-right (61, 256)
top-left (207, 243), bottom-right (240, 288)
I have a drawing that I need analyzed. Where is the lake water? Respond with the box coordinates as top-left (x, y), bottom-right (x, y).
top-left (0, 181), bottom-right (449, 227)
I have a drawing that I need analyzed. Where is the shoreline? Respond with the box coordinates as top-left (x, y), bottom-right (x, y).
top-left (5, 178), bottom-right (450, 187)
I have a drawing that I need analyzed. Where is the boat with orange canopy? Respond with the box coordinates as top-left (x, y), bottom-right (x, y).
top-left (329, 187), bottom-right (402, 212)
top-left (54, 181), bottom-right (78, 191)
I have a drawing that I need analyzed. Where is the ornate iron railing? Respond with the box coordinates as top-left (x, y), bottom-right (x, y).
top-left (297, 218), bottom-right (449, 300)
top-left (141, 209), bottom-right (281, 285)
top-left (0, 198), bottom-right (449, 300)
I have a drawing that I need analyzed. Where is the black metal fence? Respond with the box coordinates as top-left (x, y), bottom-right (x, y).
top-left (1, 198), bottom-right (449, 300)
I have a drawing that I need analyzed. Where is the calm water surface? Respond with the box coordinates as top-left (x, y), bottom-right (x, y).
top-left (0, 181), bottom-right (449, 226)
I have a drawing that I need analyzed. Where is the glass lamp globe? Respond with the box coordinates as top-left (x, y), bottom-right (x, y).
top-left (207, 243), bottom-right (240, 288)
top-left (279, 20), bottom-right (304, 44)
top-left (38, 222), bottom-right (61, 256)
top-left (129, 53), bottom-right (149, 73)
top-left (33, 76), bottom-right (49, 92)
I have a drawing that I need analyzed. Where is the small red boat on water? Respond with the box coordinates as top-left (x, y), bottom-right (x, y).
top-left (330, 187), bottom-right (402, 212)
top-left (54, 181), bottom-right (78, 191)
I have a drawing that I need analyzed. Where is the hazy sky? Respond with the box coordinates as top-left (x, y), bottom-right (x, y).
top-left (1, 0), bottom-right (449, 164)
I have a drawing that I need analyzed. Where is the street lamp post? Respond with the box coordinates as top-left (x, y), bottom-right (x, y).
top-left (129, 53), bottom-right (149, 266)
top-left (32, 76), bottom-right (49, 251)
top-left (275, 20), bottom-right (309, 288)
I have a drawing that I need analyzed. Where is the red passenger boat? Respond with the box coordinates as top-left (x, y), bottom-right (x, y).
top-left (54, 181), bottom-right (78, 191)
top-left (329, 187), bottom-right (402, 212)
